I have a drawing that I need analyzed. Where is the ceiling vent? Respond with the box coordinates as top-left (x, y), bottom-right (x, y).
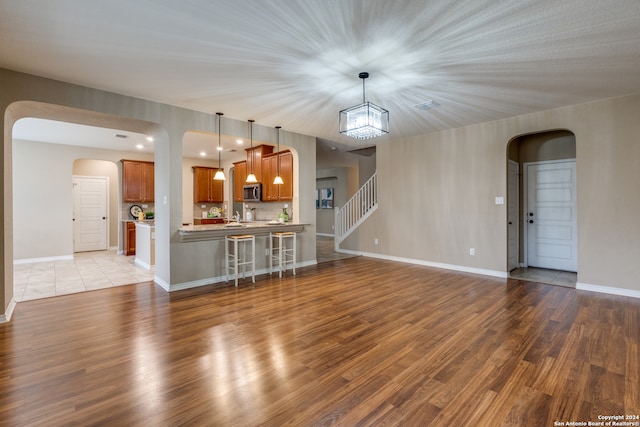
top-left (115, 133), bottom-right (128, 138)
top-left (414, 100), bottom-right (440, 111)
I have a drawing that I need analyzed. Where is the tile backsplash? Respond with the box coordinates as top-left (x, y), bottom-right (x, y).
top-left (193, 203), bottom-right (224, 219)
top-left (244, 202), bottom-right (293, 222)
top-left (123, 203), bottom-right (155, 220)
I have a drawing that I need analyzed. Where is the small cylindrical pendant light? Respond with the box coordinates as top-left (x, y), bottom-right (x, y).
top-left (273, 126), bottom-right (283, 185)
top-left (245, 119), bottom-right (258, 183)
top-left (213, 112), bottom-right (226, 180)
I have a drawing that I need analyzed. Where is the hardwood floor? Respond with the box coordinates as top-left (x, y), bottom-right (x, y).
top-left (1, 257), bottom-right (638, 426)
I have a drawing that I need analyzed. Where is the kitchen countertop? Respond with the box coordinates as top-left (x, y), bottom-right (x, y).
top-left (135, 221), bottom-right (155, 228)
top-left (179, 221), bottom-right (305, 242)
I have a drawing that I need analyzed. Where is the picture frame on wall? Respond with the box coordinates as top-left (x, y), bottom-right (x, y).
top-left (321, 188), bottom-right (333, 209)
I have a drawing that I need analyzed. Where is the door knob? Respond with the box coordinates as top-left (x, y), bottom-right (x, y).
top-left (529, 212), bottom-right (534, 216)
top-left (508, 221), bottom-right (513, 225)
top-left (529, 220), bottom-right (534, 224)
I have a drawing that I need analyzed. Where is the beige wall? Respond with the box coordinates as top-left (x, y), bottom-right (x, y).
top-left (1, 68), bottom-right (317, 317)
top-left (343, 94), bottom-right (640, 293)
top-left (316, 166), bottom-right (358, 235)
top-left (12, 139), bottom-right (154, 259)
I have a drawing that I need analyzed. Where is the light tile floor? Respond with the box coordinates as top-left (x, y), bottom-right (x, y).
top-left (509, 267), bottom-right (577, 288)
top-left (13, 250), bottom-right (155, 302)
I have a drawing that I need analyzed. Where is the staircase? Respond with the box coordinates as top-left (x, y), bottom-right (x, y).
top-left (335, 172), bottom-right (378, 248)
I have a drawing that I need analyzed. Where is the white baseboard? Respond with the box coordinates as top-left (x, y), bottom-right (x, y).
top-left (154, 275), bottom-right (170, 292)
top-left (577, 282), bottom-right (640, 299)
top-left (336, 249), bottom-right (507, 279)
top-left (134, 258), bottom-right (153, 270)
top-left (13, 255), bottom-right (74, 264)
top-left (316, 233), bottom-right (335, 237)
top-left (0, 298), bottom-right (17, 323)
top-left (163, 259), bottom-right (318, 292)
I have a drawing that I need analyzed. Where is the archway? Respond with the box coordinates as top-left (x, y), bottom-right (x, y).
top-left (506, 130), bottom-right (578, 287)
top-left (4, 100), bottom-right (165, 314)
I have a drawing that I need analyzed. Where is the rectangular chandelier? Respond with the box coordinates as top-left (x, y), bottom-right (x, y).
top-left (339, 101), bottom-right (389, 140)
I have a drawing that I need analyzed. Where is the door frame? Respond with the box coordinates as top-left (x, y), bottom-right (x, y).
top-left (507, 159), bottom-right (519, 271)
top-left (522, 158), bottom-right (577, 270)
top-left (72, 175), bottom-right (110, 253)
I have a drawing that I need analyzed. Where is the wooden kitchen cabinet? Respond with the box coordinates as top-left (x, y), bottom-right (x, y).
top-left (233, 161), bottom-right (247, 202)
top-left (124, 221), bottom-right (136, 256)
top-left (262, 154), bottom-right (278, 201)
top-left (122, 160), bottom-right (154, 202)
top-left (192, 166), bottom-right (224, 203)
top-left (245, 145), bottom-right (273, 183)
top-left (262, 150), bottom-right (293, 201)
top-left (278, 151), bottom-right (293, 200)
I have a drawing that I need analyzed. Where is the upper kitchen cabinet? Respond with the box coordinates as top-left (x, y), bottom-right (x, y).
top-left (233, 161), bottom-right (247, 202)
top-left (192, 166), bottom-right (224, 203)
top-left (245, 145), bottom-right (273, 183)
top-left (262, 150), bottom-right (293, 201)
top-left (122, 160), bottom-right (154, 202)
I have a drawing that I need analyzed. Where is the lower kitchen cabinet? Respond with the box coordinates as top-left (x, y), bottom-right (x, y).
top-left (194, 218), bottom-right (225, 225)
top-left (124, 222), bottom-right (136, 256)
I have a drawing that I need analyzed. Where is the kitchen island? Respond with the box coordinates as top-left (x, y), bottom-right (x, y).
top-left (165, 221), bottom-right (309, 292)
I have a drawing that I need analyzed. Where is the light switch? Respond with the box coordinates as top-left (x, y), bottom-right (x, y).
top-left (495, 196), bottom-right (504, 205)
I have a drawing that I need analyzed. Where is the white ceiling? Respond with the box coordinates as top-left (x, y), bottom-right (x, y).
top-left (12, 117), bottom-right (264, 162)
top-left (2, 0), bottom-right (640, 150)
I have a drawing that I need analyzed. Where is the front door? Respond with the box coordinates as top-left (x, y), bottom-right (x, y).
top-left (525, 160), bottom-right (577, 271)
top-left (73, 176), bottom-right (108, 252)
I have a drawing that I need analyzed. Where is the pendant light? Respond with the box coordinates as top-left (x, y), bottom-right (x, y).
top-left (213, 112), bottom-right (226, 180)
top-left (273, 126), bottom-right (284, 185)
top-left (245, 119), bottom-right (257, 183)
top-left (339, 72), bottom-right (389, 139)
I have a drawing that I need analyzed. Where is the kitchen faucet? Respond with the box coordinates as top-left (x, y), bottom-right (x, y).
top-left (235, 211), bottom-right (240, 221)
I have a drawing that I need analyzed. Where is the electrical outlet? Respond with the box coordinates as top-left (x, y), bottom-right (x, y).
top-left (470, 248), bottom-right (475, 256)
top-left (201, 205), bottom-right (206, 208)
top-left (265, 248), bottom-right (270, 256)
top-left (374, 238), bottom-right (379, 245)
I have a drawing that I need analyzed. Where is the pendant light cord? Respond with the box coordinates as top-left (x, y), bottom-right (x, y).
top-left (359, 71), bottom-right (369, 103)
top-left (276, 126), bottom-right (281, 175)
top-left (248, 119), bottom-right (255, 174)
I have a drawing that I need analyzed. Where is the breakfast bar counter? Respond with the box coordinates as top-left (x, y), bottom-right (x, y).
top-left (178, 221), bottom-right (305, 242)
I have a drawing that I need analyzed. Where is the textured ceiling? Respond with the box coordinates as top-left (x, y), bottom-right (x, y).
top-left (2, 0), bottom-right (640, 148)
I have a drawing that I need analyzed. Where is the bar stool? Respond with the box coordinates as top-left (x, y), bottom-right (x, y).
top-left (269, 231), bottom-right (296, 278)
top-left (225, 234), bottom-right (256, 286)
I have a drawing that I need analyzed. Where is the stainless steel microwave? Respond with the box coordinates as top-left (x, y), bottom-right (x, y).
top-left (243, 183), bottom-right (262, 202)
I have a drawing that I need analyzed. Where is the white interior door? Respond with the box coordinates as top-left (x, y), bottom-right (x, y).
top-left (73, 176), bottom-right (108, 252)
top-left (507, 160), bottom-right (519, 271)
top-left (526, 160), bottom-right (577, 271)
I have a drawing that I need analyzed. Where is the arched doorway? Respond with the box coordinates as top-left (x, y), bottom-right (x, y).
top-left (5, 101), bottom-right (164, 307)
top-left (507, 130), bottom-right (578, 287)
